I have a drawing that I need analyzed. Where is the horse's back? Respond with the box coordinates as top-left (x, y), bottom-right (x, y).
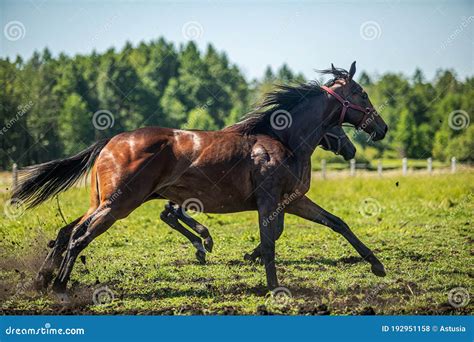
top-left (93, 126), bottom-right (257, 212)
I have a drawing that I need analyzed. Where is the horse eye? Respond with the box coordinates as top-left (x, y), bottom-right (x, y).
top-left (362, 93), bottom-right (368, 99)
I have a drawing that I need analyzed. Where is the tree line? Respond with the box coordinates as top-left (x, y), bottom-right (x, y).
top-left (0, 37), bottom-right (472, 170)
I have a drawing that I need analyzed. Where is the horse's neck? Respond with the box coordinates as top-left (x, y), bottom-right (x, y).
top-left (276, 97), bottom-right (329, 159)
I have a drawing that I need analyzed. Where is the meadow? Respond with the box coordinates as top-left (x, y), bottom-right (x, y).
top-left (0, 170), bottom-right (472, 315)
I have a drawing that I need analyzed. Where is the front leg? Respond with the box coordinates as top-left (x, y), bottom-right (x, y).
top-left (286, 196), bottom-right (386, 277)
top-left (257, 199), bottom-right (280, 290)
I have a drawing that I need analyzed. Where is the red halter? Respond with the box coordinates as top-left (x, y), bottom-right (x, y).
top-left (321, 85), bottom-right (375, 128)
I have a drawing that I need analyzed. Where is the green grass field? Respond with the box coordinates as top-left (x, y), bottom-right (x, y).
top-left (0, 171), bottom-right (472, 315)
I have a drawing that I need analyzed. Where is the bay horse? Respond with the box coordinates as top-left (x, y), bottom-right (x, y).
top-left (161, 125), bottom-right (357, 264)
top-left (13, 61), bottom-right (388, 293)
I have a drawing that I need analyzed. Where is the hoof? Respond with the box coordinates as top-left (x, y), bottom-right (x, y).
top-left (203, 237), bottom-right (213, 253)
top-left (366, 254), bottom-right (386, 277)
top-left (244, 253), bottom-right (254, 262)
top-left (371, 263), bottom-right (386, 277)
top-left (195, 250), bottom-right (206, 264)
top-left (244, 252), bottom-right (262, 264)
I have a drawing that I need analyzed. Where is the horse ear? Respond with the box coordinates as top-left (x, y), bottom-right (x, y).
top-left (348, 61), bottom-right (356, 80)
top-left (331, 63), bottom-right (337, 73)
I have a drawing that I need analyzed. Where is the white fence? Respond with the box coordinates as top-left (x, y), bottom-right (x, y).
top-left (9, 158), bottom-right (463, 188)
top-left (320, 157), bottom-right (459, 179)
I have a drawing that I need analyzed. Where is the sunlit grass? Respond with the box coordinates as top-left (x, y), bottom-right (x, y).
top-left (0, 171), bottom-right (472, 315)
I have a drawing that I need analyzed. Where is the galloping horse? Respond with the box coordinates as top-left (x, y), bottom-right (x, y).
top-left (13, 62), bottom-right (387, 293)
top-left (162, 125), bottom-right (357, 264)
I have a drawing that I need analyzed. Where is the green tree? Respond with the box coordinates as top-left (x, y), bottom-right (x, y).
top-left (394, 109), bottom-right (417, 157)
top-left (445, 125), bottom-right (474, 161)
top-left (358, 71), bottom-right (372, 87)
top-left (184, 108), bottom-right (217, 130)
top-left (1, 35), bottom-right (474, 167)
top-left (58, 93), bottom-right (92, 155)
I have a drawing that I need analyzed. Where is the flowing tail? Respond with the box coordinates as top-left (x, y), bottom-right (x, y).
top-left (11, 139), bottom-right (110, 209)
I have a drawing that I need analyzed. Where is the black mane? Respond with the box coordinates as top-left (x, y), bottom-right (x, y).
top-left (318, 66), bottom-right (350, 85)
top-left (224, 66), bottom-right (349, 135)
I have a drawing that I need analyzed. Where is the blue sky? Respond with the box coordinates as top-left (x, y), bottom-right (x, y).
top-left (1, 0), bottom-right (472, 81)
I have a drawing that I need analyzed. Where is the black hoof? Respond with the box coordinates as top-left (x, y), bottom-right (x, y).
top-left (371, 263), bottom-right (386, 277)
top-left (244, 253), bottom-right (253, 261)
top-left (366, 254), bottom-right (386, 277)
top-left (203, 237), bottom-right (213, 253)
top-left (244, 252), bottom-right (262, 264)
top-left (195, 250), bottom-right (206, 264)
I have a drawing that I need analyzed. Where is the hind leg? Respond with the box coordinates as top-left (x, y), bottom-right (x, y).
top-left (160, 203), bottom-right (207, 264)
top-left (34, 217), bottom-right (81, 290)
top-left (52, 205), bottom-right (119, 293)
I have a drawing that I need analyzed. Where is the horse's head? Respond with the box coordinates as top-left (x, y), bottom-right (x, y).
top-left (320, 126), bottom-right (356, 161)
top-left (323, 61), bottom-right (388, 141)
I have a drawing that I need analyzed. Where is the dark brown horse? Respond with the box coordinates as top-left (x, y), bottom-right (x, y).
top-left (13, 62), bottom-right (387, 293)
top-left (162, 125), bottom-right (357, 264)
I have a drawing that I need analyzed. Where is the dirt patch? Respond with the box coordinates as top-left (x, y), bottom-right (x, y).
top-left (0, 228), bottom-right (51, 302)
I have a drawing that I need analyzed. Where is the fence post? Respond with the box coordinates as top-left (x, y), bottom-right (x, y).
top-left (451, 157), bottom-right (456, 173)
top-left (350, 159), bottom-right (356, 177)
top-left (402, 158), bottom-right (408, 176)
top-left (12, 163), bottom-right (18, 191)
top-left (427, 157), bottom-right (432, 175)
top-left (377, 160), bottom-right (383, 177)
top-left (321, 159), bottom-right (326, 179)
